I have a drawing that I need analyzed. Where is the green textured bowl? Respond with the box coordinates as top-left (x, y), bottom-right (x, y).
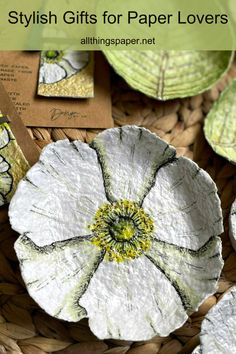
top-left (104, 50), bottom-right (233, 100)
top-left (204, 78), bottom-right (236, 164)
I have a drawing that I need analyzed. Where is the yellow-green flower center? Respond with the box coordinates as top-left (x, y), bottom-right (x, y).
top-left (90, 200), bottom-right (154, 262)
top-left (43, 50), bottom-right (64, 63)
top-left (46, 50), bottom-right (59, 59)
top-left (110, 219), bottom-right (136, 241)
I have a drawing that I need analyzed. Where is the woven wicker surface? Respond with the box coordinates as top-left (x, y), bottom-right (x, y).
top-left (1, 59), bottom-right (236, 354)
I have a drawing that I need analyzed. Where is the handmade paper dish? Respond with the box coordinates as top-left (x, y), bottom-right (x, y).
top-left (104, 50), bottom-right (233, 100)
top-left (195, 286), bottom-right (236, 354)
top-left (9, 126), bottom-right (223, 341)
top-left (204, 78), bottom-right (236, 164)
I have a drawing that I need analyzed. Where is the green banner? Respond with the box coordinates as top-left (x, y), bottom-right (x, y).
top-left (0, 0), bottom-right (235, 49)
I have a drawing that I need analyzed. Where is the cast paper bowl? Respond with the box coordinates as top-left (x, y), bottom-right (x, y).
top-left (104, 50), bottom-right (233, 100)
top-left (196, 286), bottom-right (236, 354)
top-left (204, 78), bottom-right (236, 164)
top-left (9, 126), bottom-right (224, 341)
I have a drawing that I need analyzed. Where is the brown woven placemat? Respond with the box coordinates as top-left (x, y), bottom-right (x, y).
top-left (1, 60), bottom-right (236, 354)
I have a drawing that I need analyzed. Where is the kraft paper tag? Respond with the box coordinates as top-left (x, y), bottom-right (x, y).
top-left (0, 51), bottom-right (113, 128)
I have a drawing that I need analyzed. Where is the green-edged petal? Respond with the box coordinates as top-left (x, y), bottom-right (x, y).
top-left (0, 155), bottom-right (10, 173)
top-left (91, 126), bottom-right (176, 204)
top-left (63, 51), bottom-right (89, 71)
top-left (15, 234), bottom-right (104, 322)
top-left (80, 256), bottom-right (186, 340)
top-left (0, 125), bottom-right (10, 149)
top-left (104, 51), bottom-right (233, 100)
top-left (0, 156), bottom-right (12, 197)
top-left (0, 123), bottom-right (29, 206)
top-left (204, 78), bottom-right (236, 164)
top-left (200, 286), bottom-right (236, 354)
top-left (229, 199), bottom-right (236, 251)
top-left (9, 139), bottom-right (107, 246)
top-left (0, 171), bottom-right (12, 197)
top-left (57, 58), bottom-right (77, 78)
top-left (146, 236), bottom-right (223, 313)
top-left (142, 157), bottom-right (223, 250)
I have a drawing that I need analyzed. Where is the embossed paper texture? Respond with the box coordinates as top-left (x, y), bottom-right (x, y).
top-left (104, 50), bottom-right (233, 100)
top-left (9, 126), bottom-right (223, 341)
top-left (204, 78), bottom-right (236, 164)
top-left (38, 51), bottom-right (94, 98)
top-left (197, 286), bottom-right (236, 354)
top-left (0, 51), bottom-right (112, 128)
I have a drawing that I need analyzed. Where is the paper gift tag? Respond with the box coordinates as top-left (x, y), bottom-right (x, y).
top-left (0, 82), bottom-right (39, 206)
top-left (0, 51), bottom-right (113, 128)
top-left (38, 51), bottom-right (94, 98)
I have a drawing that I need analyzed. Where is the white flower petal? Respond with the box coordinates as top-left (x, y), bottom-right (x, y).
top-left (91, 126), bottom-right (176, 203)
top-left (143, 157), bottom-right (223, 250)
top-left (80, 256), bottom-right (186, 341)
top-left (9, 139), bottom-right (107, 246)
top-left (39, 63), bottom-right (66, 84)
top-left (0, 126), bottom-right (10, 149)
top-left (0, 156), bottom-right (10, 173)
top-left (15, 235), bottom-right (104, 322)
top-left (63, 51), bottom-right (89, 71)
top-left (146, 236), bottom-right (223, 313)
top-left (0, 162), bottom-right (12, 196)
top-left (229, 199), bottom-right (236, 251)
top-left (0, 172), bottom-right (12, 195)
top-left (200, 286), bottom-right (236, 354)
top-left (57, 58), bottom-right (77, 78)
